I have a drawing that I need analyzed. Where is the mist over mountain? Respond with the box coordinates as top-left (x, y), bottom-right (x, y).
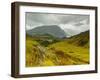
top-left (26, 25), bottom-right (67, 38)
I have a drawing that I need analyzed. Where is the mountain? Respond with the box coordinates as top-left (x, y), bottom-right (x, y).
top-left (26, 25), bottom-right (67, 38)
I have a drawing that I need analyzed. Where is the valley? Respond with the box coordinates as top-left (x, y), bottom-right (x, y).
top-left (26, 30), bottom-right (89, 67)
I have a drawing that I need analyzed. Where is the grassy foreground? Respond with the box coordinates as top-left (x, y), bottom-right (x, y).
top-left (26, 31), bottom-right (89, 67)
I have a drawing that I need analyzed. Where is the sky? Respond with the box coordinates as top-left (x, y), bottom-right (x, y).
top-left (26, 12), bottom-right (90, 37)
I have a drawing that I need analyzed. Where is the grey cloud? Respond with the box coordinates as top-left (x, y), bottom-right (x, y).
top-left (73, 22), bottom-right (84, 26)
top-left (26, 12), bottom-right (90, 36)
top-left (26, 12), bottom-right (89, 27)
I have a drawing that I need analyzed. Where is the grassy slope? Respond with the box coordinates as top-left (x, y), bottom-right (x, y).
top-left (66, 31), bottom-right (89, 48)
top-left (46, 31), bottom-right (89, 65)
top-left (47, 40), bottom-right (89, 65)
top-left (26, 31), bottom-right (89, 67)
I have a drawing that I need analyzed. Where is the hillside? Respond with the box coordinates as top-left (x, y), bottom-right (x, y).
top-left (64, 30), bottom-right (89, 48)
top-left (26, 30), bottom-right (90, 67)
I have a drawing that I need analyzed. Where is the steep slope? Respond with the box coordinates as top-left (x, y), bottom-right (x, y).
top-left (66, 30), bottom-right (89, 48)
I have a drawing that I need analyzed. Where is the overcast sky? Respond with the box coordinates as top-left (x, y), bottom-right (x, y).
top-left (26, 12), bottom-right (90, 37)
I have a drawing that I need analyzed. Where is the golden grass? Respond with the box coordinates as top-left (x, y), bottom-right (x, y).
top-left (26, 36), bottom-right (89, 67)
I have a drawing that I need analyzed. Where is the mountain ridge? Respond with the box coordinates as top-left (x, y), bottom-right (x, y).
top-left (26, 25), bottom-right (67, 38)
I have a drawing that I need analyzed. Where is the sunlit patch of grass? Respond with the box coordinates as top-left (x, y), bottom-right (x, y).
top-left (48, 41), bottom-right (89, 64)
top-left (43, 59), bottom-right (55, 66)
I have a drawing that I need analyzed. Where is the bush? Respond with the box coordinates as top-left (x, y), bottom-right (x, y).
top-left (40, 41), bottom-right (50, 47)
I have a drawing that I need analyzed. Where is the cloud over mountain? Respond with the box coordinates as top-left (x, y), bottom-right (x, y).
top-left (26, 12), bottom-right (89, 37)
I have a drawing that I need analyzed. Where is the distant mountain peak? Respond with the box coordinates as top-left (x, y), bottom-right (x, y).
top-left (26, 25), bottom-right (67, 38)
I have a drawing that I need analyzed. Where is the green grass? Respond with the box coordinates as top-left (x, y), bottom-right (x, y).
top-left (26, 35), bottom-right (40, 67)
top-left (26, 31), bottom-right (90, 67)
top-left (47, 40), bottom-right (89, 65)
